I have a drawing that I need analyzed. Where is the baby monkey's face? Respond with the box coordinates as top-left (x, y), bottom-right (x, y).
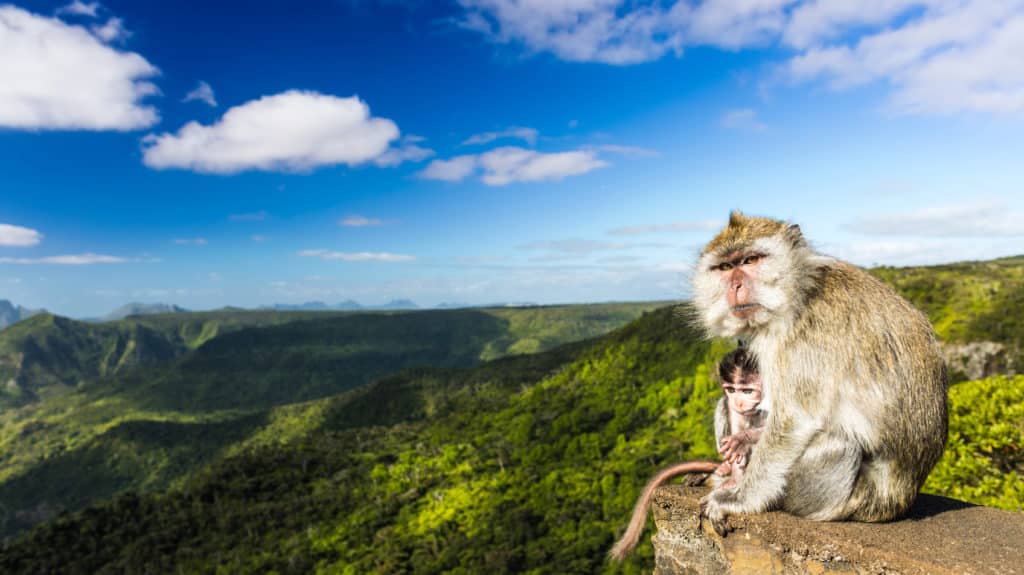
top-left (722, 369), bottom-right (762, 415)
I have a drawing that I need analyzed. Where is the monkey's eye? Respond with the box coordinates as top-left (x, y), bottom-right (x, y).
top-left (741, 255), bottom-right (762, 266)
top-left (715, 262), bottom-right (734, 271)
top-left (741, 389), bottom-right (754, 395)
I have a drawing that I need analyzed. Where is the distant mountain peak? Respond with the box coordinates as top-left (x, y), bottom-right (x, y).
top-left (102, 302), bottom-right (190, 322)
top-left (0, 299), bottom-right (44, 330)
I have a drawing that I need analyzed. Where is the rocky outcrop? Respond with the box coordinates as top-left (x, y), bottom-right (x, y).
top-left (941, 341), bottom-right (1016, 381)
top-left (650, 485), bottom-right (1023, 575)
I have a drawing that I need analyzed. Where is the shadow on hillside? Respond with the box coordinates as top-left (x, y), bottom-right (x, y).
top-left (0, 412), bottom-right (267, 541)
top-left (126, 310), bottom-right (510, 412)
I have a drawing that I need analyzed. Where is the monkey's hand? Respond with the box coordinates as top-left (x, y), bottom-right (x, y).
top-left (699, 487), bottom-right (737, 537)
top-left (718, 432), bottom-right (753, 462)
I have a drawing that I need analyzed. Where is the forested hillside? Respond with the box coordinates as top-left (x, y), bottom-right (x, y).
top-left (0, 302), bottom-right (662, 539)
top-left (1, 258), bottom-right (1023, 574)
top-left (2, 304), bottom-right (1021, 575)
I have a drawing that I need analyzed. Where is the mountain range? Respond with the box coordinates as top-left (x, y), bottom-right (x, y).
top-left (0, 258), bottom-right (1022, 573)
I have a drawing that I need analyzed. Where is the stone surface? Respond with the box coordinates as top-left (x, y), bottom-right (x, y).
top-left (651, 485), bottom-right (1024, 575)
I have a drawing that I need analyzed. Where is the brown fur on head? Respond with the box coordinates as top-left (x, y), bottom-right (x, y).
top-left (702, 211), bottom-right (806, 258)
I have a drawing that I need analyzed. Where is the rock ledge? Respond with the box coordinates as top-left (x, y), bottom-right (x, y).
top-left (651, 485), bottom-right (1023, 575)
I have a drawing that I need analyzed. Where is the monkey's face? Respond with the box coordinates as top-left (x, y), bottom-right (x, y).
top-left (692, 213), bottom-right (817, 338)
top-left (723, 371), bottom-right (763, 415)
top-left (693, 240), bottom-right (785, 336)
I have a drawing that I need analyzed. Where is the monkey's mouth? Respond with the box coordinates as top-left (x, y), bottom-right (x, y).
top-left (731, 304), bottom-right (761, 318)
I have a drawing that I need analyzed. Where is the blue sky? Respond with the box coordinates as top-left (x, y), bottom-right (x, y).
top-left (2, 0), bottom-right (1023, 317)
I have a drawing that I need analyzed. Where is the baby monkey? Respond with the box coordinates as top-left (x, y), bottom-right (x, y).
top-left (609, 348), bottom-right (766, 561)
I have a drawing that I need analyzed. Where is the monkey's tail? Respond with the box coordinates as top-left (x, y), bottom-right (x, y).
top-left (608, 460), bottom-right (720, 562)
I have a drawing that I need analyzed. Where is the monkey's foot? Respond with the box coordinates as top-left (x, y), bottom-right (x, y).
top-left (699, 493), bottom-right (733, 537)
top-left (683, 472), bottom-right (711, 487)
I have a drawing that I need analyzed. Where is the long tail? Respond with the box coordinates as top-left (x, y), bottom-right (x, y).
top-left (608, 460), bottom-right (719, 561)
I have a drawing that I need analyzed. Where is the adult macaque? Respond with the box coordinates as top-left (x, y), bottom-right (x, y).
top-left (609, 348), bottom-right (766, 561)
top-left (692, 211), bottom-right (947, 535)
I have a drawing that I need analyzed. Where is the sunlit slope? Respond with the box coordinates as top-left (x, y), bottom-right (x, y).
top-left (3, 288), bottom-right (1023, 573)
top-left (0, 302), bottom-right (663, 541)
top-left (1, 306), bottom-right (724, 574)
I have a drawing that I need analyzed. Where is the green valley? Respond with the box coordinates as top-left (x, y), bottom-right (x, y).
top-left (0, 257), bottom-right (1023, 574)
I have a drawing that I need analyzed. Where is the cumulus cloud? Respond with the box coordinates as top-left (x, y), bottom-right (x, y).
top-left (609, 220), bottom-right (722, 235)
top-left (142, 90), bottom-right (423, 174)
top-left (0, 253), bottom-right (135, 264)
top-left (455, 0), bottom-right (1024, 115)
top-left (340, 216), bottom-right (384, 227)
top-left (419, 155), bottom-right (479, 182)
top-left (0, 224), bottom-right (43, 247)
top-left (183, 80), bottom-right (217, 107)
top-left (457, 0), bottom-right (686, 65)
top-left (786, 1), bottom-right (1024, 114)
top-left (373, 141), bottom-right (435, 167)
top-left (844, 203), bottom-right (1024, 237)
top-left (462, 126), bottom-right (538, 146)
top-left (721, 108), bottom-right (767, 131)
top-left (479, 146), bottom-right (607, 185)
top-left (298, 249), bottom-right (415, 262)
top-left (0, 5), bottom-right (159, 130)
top-left (420, 146), bottom-right (608, 185)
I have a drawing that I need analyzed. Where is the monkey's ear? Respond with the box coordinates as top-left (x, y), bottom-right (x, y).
top-left (788, 224), bottom-right (801, 235)
top-left (729, 211), bottom-right (745, 226)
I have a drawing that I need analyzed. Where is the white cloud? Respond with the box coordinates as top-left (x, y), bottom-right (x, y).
top-left (56, 1), bottom-right (99, 18)
top-left (0, 6), bottom-right (159, 130)
top-left (844, 203), bottom-right (1024, 237)
top-left (479, 146), bottom-right (608, 185)
top-left (174, 238), bottom-right (208, 245)
top-left (91, 17), bottom-right (129, 43)
top-left (298, 249), bottom-right (415, 262)
top-left (340, 216), bottom-right (384, 227)
top-left (0, 224), bottom-right (43, 246)
top-left (420, 146), bottom-right (608, 185)
top-left (183, 80), bottom-right (217, 107)
top-left (420, 155), bottom-right (479, 182)
top-left (686, 0), bottom-right (792, 48)
top-left (786, 1), bottom-right (1024, 114)
top-left (373, 142), bottom-right (435, 167)
top-left (0, 253), bottom-right (133, 264)
top-left (721, 108), bottom-right (767, 131)
top-left (462, 126), bottom-right (538, 146)
top-left (783, 0), bottom-right (928, 49)
top-left (142, 90), bottom-right (415, 174)
top-left (457, 0), bottom-right (686, 65)
top-left (609, 220), bottom-right (722, 235)
top-left (826, 238), bottom-right (1024, 267)
top-left (456, 1), bottom-right (1024, 116)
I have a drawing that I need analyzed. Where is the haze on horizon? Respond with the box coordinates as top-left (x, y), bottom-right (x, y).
top-left (2, 0), bottom-right (1024, 318)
